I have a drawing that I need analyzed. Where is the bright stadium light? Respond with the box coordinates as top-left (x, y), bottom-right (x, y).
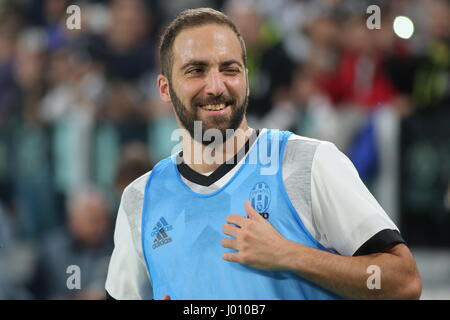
top-left (393, 16), bottom-right (414, 39)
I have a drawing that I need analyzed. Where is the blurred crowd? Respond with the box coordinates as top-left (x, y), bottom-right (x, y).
top-left (0, 0), bottom-right (449, 299)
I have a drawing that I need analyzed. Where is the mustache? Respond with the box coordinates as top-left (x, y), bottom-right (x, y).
top-left (192, 95), bottom-right (236, 107)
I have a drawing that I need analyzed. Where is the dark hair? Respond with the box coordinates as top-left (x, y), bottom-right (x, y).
top-left (159, 8), bottom-right (247, 80)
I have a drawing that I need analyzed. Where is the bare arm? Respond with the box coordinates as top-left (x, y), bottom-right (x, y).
top-left (222, 201), bottom-right (422, 300)
top-left (278, 241), bottom-right (421, 299)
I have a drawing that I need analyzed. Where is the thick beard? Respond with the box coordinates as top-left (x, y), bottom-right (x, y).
top-left (169, 84), bottom-right (248, 146)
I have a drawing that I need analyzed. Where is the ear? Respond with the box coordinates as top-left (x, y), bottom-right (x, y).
top-left (157, 74), bottom-right (172, 103)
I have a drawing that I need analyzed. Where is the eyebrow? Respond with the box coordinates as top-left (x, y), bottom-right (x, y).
top-left (180, 59), bottom-right (243, 71)
top-left (180, 60), bottom-right (208, 71)
top-left (221, 59), bottom-right (243, 68)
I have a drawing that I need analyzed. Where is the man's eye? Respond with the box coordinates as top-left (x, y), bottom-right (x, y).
top-left (224, 69), bottom-right (239, 74)
top-left (188, 68), bottom-right (203, 74)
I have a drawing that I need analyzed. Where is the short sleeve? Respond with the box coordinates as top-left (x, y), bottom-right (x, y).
top-left (105, 185), bottom-right (153, 299)
top-left (311, 141), bottom-right (400, 256)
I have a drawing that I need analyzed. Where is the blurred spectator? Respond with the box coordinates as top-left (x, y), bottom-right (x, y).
top-left (145, 92), bottom-right (180, 161)
top-left (0, 202), bottom-right (17, 299)
top-left (6, 28), bottom-right (60, 240)
top-left (318, 15), bottom-right (397, 111)
top-left (259, 63), bottom-right (338, 144)
top-left (410, 0), bottom-right (450, 109)
top-left (0, 202), bottom-right (35, 299)
top-left (39, 47), bottom-right (105, 229)
top-left (0, 5), bottom-right (22, 124)
top-left (225, 0), bottom-right (295, 119)
top-left (114, 142), bottom-right (154, 195)
top-left (387, 0), bottom-right (450, 113)
top-left (43, 0), bottom-right (70, 50)
top-left (88, 0), bottom-right (155, 82)
top-left (28, 187), bottom-right (113, 299)
top-left (94, 80), bottom-right (148, 201)
top-left (160, 0), bottom-right (225, 20)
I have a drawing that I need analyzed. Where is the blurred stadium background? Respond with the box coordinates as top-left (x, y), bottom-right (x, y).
top-left (0, 0), bottom-right (449, 299)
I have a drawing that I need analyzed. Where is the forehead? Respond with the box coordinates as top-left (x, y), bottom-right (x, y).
top-left (172, 24), bottom-right (244, 68)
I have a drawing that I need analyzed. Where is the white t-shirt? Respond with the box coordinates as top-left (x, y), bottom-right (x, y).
top-left (105, 129), bottom-right (403, 299)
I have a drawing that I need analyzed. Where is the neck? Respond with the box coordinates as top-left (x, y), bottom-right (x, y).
top-left (181, 120), bottom-right (252, 174)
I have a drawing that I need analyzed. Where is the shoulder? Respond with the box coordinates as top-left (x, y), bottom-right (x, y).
top-left (283, 133), bottom-right (338, 168)
top-left (121, 170), bottom-right (152, 209)
top-left (280, 132), bottom-right (342, 188)
top-left (283, 132), bottom-right (351, 172)
top-left (286, 132), bottom-right (336, 152)
top-left (120, 154), bottom-right (176, 206)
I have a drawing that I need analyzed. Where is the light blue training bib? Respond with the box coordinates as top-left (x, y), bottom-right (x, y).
top-left (142, 129), bottom-right (341, 300)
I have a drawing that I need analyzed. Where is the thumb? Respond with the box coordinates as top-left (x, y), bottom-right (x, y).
top-left (161, 295), bottom-right (171, 300)
top-left (244, 200), bottom-right (261, 220)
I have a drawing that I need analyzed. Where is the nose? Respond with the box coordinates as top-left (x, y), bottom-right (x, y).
top-left (204, 69), bottom-right (226, 97)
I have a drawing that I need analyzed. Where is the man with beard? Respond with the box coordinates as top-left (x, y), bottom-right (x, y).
top-left (105, 8), bottom-right (421, 300)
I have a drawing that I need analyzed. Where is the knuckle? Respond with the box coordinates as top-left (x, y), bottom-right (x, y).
top-left (240, 242), bottom-right (250, 251)
top-left (222, 224), bottom-right (229, 233)
top-left (240, 252), bottom-right (253, 264)
top-left (221, 238), bottom-right (227, 247)
top-left (230, 214), bottom-right (240, 224)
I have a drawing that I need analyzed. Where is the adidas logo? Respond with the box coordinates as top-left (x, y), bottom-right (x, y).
top-left (151, 217), bottom-right (173, 237)
top-left (151, 217), bottom-right (173, 249)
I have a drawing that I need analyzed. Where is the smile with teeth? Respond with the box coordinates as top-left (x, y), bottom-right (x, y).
top-left (200, 103), bottom-right (227, 111)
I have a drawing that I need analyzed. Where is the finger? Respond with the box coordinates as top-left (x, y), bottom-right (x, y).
top-left (222, 223), bottom-right (240, 237)
top-left (221, 237), bottom-right (238, 249)
top-left (222, 252), bottom-right (240, 263)
top-left (161, 295), bottom-right (171, 300)
top-left (226, 213), bottom-right (248, 227)
top-left (244, 200), bottom-right (261, 220)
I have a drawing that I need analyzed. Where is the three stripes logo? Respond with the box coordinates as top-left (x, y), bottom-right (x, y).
top-left (151, 217), bottom-right (173, 249)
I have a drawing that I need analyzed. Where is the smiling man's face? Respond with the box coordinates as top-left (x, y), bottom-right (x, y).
top-left (158, 23), bottom-right (249, 144)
